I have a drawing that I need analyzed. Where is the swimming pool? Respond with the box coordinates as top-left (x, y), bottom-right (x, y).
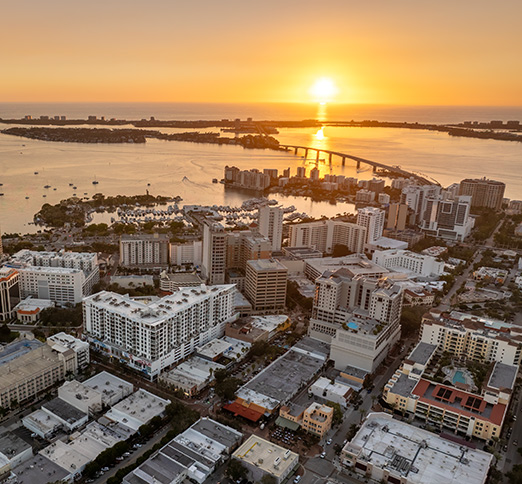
top-left (453, 370), bottom-right (466, 385)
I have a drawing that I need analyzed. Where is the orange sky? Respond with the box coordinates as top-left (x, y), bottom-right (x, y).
top-left (2, 0), bottom-right (522, 105)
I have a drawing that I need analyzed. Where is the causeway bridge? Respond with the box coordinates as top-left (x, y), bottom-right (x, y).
top-left (279, 144), bottom-right (437, 186)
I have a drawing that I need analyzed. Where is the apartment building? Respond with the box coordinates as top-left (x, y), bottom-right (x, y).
top-left (119, 234), bottom-right (170, 267)
top-left (0, 338), bottom-right (81, 410)
top-left (309, 269), bottom-right (403, 372)
top-left (459, 178), bottom-right (505, 211)
top-left (201, 221), bottom-right (227, 285)
top-left (357, 207), bottom-right (385, 244)
top-left (9, 249), bottom-right (99, 304)
top-left (83, 285), bottom-right (237, 378)
top-left (373, 249), bottom-right (445, 277)
top-left (420, 310), bottom-right (522, 366)
top-left (170, 240), bottom-right (202, 266)
top-left (421, 195), bottom-right (474, 241)
top-left (288, 219), bottom-right (366, 254)
top-left (258, 205), bottom-right (283, 252)
top-left (0, 267), bottom-right (19, 321)
top-left (244, 259), bottom-right (288, 313)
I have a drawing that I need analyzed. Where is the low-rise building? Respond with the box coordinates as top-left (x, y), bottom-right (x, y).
top-left (225, 314), bottom-right (290, 343)
top-left (373, 249), bottom-right (445, 277)
top-left (159, 271), bottom-right (203, 292)
top-left (301, 402), bottom-right (333, 438)
top-left (473, 266), bottom-right (508, 285)
top-left (58, 380), bottom-right (102, 415)
top-left (83, 371), bottom-right (134, 407)
top-left (309, 377), bottom-right (353, 408)
top-left (41, 397), bottom-right (88, 433)
top-left (232, 435), bottom-right (299, 484)
top-left (0, 339), bottom-right (79, 410)
top-left (103, 389), bottom-right (170, 432)
top-left (13, 297), bottom-right (54, 323)
top-left (47, 332), bottom-right (90, 369)
top-left (304, 254), bottom-right (388, 282)
top-left (403, 287), bottom-right (435, 306)
top-left (22, 409), bottom-right (62, 439)
top-left (0, 430), bottom-right (33, 471)
top-left (342, 412), bottom-right (492, 484)
top-left (123, 418), bottom-right (242, 484)
top-left (231, 338), bottom-right (329, 418)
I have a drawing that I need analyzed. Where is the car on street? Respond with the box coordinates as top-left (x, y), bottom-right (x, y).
top-left (320, 451), bottom-right (326, 459)
top-left (294, 476), bottom-right (301, 483)
top-left (326, 438), bottom-right (332, 445)
top-left (514, 439), bottom-right (519, 446)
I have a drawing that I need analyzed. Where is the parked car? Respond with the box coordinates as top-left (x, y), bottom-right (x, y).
top-left (326, 438), bottom-right (332, 445)
top-left (101, 467), bottom-right (110, 472)
top-left (294, 476), bottom-right (301, 483)
top-left (320, 451), bottom-right (326, 459)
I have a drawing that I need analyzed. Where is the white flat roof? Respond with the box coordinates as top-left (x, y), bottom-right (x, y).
top-left (23, 409), bottom-right (61, 434)
top-left (344, 413), bottom-right (492, 484)
top-left (40, 440), bottom-right (90, 475)
top-left (84, 371), bottom-right (134, 404)
top-left (233, 435), bottom-right (298, 479)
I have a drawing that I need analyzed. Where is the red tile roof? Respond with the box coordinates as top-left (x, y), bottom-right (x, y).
top-left (223, 402), bottom-right (263, 422)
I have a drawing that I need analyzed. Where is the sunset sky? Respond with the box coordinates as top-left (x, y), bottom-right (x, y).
top-left (2, 0), bottom-right (522, 105)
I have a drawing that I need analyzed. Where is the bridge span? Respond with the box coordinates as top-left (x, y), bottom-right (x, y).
top-left (278, 144), bottom-right (437, 186)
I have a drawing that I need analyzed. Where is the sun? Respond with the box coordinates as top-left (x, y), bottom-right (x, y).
top-left (309, 77), bottom-right (338, 103)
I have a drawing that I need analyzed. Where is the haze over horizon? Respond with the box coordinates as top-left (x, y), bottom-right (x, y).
top-left (2, 0), bottom-right (522, 106)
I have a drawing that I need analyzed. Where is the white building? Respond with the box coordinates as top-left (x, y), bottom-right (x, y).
top-left (258, 205), bottom-right (284, 252)
top-left (9, 249), bottom-right (99, 304)
top-left (309, 376), bottom-right (352, 408)
top-left (420, 310), bottom-right (522, 366)
top-left (47, 332), bottom-right (90, 369)
top-left (201, 221), bottom-right (227, 285)
top-left (309, 269), bottom-right (403, 372)
top-left (420, 195), bottom-right (474, 241)
top-left (0, 267), bottom-right (20, 321)
top-left (373, 249), bottom-right (445, 277)
top-left (357, 207), bottom-right (385, 244)
top-left (401, 185), bottom-right (442, 224)
top-left (342, 412), bottom-right (492, 484)
top-left (124, 418), bottom-right (242, 484)
top-left (13, 297), bottom-right (54, 323)
top-left (58, 380), bottom-right (103, 415)
top-left (83, 371), bottom-right (134, 407)
top-left (83, 285), bottom-right (238, 378)
top-left (170, 240), bottom-right (203, 266)
top-left (304, 254), bottom-right (388, 282)
top-left (288, 219), bottom-right (366, 254)
top-left (233, 435), bottom-right (299, 484)
top-left (119, 234), bottom-right (170, 267)
top-left (103, 389), bottom-right (170, 432)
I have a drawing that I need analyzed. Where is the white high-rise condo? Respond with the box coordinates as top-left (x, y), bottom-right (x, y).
top-left (357, 207), bottom-right (386, 244)
top-left (258, 205), bottom-right (283, 252)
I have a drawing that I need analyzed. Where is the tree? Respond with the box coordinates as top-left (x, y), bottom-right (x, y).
top-left (326, 401), bottom-right (344, 426)
top-left (226, 458), bottom-right (248, 481)
top-left (261, 475), bottom-right (278, 484)
top-left (332, 244), bottom-right (352, 257)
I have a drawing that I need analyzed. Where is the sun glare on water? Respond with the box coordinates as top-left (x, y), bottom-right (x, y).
top-left (309, 77), bottom-right (338, 104)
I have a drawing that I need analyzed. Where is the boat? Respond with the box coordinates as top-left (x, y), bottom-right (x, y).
top-left (147, 183), bottom-right (151, 186)
top-left (53, 188), bottom-right (57, 191)
top-left (42, 194), bottom-right (46, 197)
top-left (25, 196), bottom-right (29, 199)
top-left (69, 183), bottom-right (74, 186)
top-left (73, 186), bottom-right (77, 190)
top-left (34, 171), bottom-right (39, 175)
top-left (0, 193), bottom-right (4, 196)
top-left (212, 178), bottom-right (218, 183)
top-left (44, 185), bottom-right (51, 189)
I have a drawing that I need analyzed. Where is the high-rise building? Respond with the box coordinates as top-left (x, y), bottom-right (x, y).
top-left (357, 207), bottom-right (385, 244)
top-left (9, 250), bottom-right (99, 304)
top-left (170, 240), bottom-right (203, 266)
top-left (83, 286), bottom-right (237, 378)
top-left (296, 166), bottom-right (306, 178)
top-left (258, 205), bottom-right (283, 252)
top-left (386, 203), bottom-right (408, 230)
top-left (0, 267), bottom-right (19, 321)
top-left (309, 167), bottom-right (320, 182)
top-left (119, 234), bottom-right (170, 267)
top-left (421, 195), bottom-right (474, 241)
top-left (288, 220), bottom-right (366, 254)
top-left (459, 177), bottom-right (506, 211)
top-left (401, 185), bottom-right (442, 224)
top-left (226, 231), bottom-right (272, 270)
top-left (202, 221), bottom-right (227, 285)
top-left (308, 269), bottom-right (403, 372)
top-left (245, 259), bottom-right (288, 313)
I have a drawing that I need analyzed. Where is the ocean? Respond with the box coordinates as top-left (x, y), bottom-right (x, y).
top-left (0, 102), bottom-right (521, 234)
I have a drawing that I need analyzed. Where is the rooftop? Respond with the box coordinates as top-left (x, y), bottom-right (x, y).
top-left (22, 409), bottom-right (62, 435)
top-left (10, 453), bottom-right (69, 484)
top-left (13, 297), bottom-right (55, 314)
top-left (233, 435), bottom-right (298, 479)
top-left (42, 398), bottom-right (88, 424)
top-left (344, 412), bottom-right (492, 484)
top-left (406, 342), bottom-right (438, 366)
top-left (305, 255), bottom-right (388, 279)
top-left (0, 429), bottom-right (32, 460)
top-left (84, 285), bottom-right (235, 325)
top-left (40, 439), bottom-right (90, 475)
top-left (486, 362), bottom-right (517, 392)
top-left (47, 332), bottom-right (89, 353)
top-left (0, 339), bottom-right (43, 367)
top-left (246, 258), bottom-right (288, 272)
top-left (283, 247), bottom-right (323, 260)
top-left (84, 371), bottom-right (134, 405)
top-left (236, 338), bottom-right (327, 411)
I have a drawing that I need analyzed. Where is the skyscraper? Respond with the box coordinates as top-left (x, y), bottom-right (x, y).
top-left (202, 221), bottom-right (228, 285)
top-left (357, 207), bottom-right (385, 244)
top-left (258, 205), bottom-right (283, 252)
top-left (459, 177), bottom-right (505, 211)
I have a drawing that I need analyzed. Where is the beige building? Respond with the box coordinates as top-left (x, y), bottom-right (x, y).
top-left (119, 234), bottom-right (170, 267)
top-left (302, 402), bottom-right (333, 438)
top-left (202, 221), bottom-right (228, 284)
top-left (0, 267), bottom-right (19, 322)
top-left (459, 177), bottom-right (505, 211)
top-left (233, 435), bottom-right (298, 484)
top-left (420, 310), bottom-right (522, 366)
top-left (0, 339), bottom-right (78, 409)
top-left (288, 219), bottom-right (366, 254)
top-left (244, 259), bottom-right (288, 314)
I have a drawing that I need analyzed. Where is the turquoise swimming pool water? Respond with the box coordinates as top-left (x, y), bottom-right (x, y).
top-left (347, 322), bottom-right (358, 330)
top-left (453, 370), bottom-right (466, 385)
